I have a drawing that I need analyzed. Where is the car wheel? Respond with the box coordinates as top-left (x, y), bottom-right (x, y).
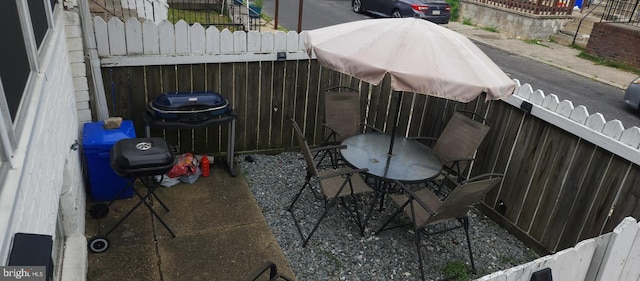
top-left (391, 9), bottom-right (402, 18)
top-left (353, 0), bottom-right (362, 13)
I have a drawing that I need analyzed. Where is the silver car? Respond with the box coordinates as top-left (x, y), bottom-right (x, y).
top-left (624, 76), bottom-right (640, 110)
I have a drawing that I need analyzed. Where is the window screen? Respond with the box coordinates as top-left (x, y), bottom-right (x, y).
top-left (0, 1), bottom-right (31, 121)
top-left (29, 0), bottom-right (49, 48)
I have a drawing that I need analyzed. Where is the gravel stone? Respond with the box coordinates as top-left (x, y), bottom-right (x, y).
top-left (238, 152), bottom-right (538, 281)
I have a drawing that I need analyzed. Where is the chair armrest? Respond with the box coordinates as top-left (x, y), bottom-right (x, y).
top-left (408, 136), bottom-right (438, 146)
top-left (321, 123), bottom-right (345, 138)
top-left (460, 173), bottom-right (504, 184)
top-left (361, 123), bottom-right (383, 133)
top-left (317, 168), bottom-right (368, 180)
top-left (309, 144), bottom-right (347, 153)
top-left (444, 157), bottom-right (475, 163)
top-left (394, 180), bottom-right (437, 215)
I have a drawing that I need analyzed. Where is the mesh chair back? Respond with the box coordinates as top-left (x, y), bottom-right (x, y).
top-left (324, 89), bottom-right (362, 142)
top-left (291, 120), bottom-right (320, 177)
top-left (433, 112), bottom-right (490, 172)
top-left (426, 176), bottom-right (502, 225)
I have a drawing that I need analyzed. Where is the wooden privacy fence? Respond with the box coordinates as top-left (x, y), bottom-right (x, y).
top-left (92, 17), bottom-right (640, 256)
top-left (478, 216), bottom-right (640, 281)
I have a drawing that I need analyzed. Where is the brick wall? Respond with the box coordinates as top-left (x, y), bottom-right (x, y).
top-left (586, 22), bottom-right (640, 69)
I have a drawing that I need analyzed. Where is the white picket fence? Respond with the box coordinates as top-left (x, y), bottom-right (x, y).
top-left (93, 17), bottom-right (309, 67)
top-left (477, 216), bottom-right (640, 281)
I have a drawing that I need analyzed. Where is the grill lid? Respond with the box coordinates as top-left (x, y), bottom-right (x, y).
top-left (111, 137), bottom-right (175, 177)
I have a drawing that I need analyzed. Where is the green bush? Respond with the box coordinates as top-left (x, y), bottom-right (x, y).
top-left (445, 0), bottom-right (460, 22)
top-left (443, 261), bottom-right (469, 281)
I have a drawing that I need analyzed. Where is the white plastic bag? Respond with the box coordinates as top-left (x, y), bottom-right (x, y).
top-left (155, 174), bottom-right (181, 187)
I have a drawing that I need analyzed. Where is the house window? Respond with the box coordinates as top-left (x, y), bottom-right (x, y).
top-left (29, 0), bottom-right (50, 49)
top-left (0, 0), bottom-right (32, 121)
top-left (0, 0), bottom-right (55, 122)
top-left (0, 0), bottom-right (55, 168)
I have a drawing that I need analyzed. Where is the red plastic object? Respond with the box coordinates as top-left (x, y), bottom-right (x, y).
top-left (201, 154), bottom-right (210, 177)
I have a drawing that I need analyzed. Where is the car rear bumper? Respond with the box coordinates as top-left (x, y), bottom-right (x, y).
top-left (414, 13), bottom-right (450, 24)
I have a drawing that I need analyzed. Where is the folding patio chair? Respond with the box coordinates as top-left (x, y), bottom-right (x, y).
top-left (245, 261), bottom-right (293, 281)
top-left (288, 119), bottom-right (375, 247)
top-left (314, 86), bottom-right (381, 168)
top-left (375, 173), bottom-right (504, 281)
top-left (411, 110), bottom-right (491, 186)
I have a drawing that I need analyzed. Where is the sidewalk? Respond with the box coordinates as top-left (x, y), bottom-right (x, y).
top-left (260, 20), bottom-right (636, 90)
top-left (445, 22), bottom-right (637, 90)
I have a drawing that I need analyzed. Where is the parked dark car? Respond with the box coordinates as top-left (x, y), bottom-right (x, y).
top-left (624, 76), bottom-right (640, 110)
top-left (352, 0), bottom-right (451, 24)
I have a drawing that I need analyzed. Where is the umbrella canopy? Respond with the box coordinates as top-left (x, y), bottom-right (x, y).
top-left (304, 18), bottom-right (516, 102)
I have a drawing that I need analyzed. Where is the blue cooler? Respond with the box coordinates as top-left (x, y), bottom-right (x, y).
top-left (83, 120), bottom-right (136, 202)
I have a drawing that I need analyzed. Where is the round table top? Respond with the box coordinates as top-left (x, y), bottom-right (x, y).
top-left (340, 133), bottom-right (443, 183)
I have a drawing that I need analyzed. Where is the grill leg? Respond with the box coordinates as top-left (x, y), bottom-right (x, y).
top-left (141, 177), bottom-right (170, 212)
top-left (137, 178), bottom-right (177, 238)
top-left (103, 177), bottom-right (176, 238)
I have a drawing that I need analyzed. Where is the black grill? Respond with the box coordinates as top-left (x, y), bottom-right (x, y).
top-left (110, 137), bottom-right (175, 178)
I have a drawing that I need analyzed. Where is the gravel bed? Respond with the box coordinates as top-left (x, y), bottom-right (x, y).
top-left (237, 152), bottom-right (538, 281)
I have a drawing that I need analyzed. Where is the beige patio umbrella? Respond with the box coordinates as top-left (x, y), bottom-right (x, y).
top-left (304, 17), bottom-right (516, 154)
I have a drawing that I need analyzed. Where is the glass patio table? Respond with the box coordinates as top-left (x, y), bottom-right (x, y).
top-left (340, 132), bottom-right (443, 196)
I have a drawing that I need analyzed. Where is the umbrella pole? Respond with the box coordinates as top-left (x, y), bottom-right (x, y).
top-left (387, 91), bottom-right (403, 156)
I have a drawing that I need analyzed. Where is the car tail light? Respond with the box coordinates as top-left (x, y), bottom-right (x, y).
top-left (633, 77), bottom-right (640, 84)
top-left (411, 4), bottom-right (429, 11)
top-left (446, 5), bottom-right (451, 11)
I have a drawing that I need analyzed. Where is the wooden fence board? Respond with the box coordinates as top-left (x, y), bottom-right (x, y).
top-left (307, 68), bottom-right (321, 143)
top-left (142, 20), bottom-right (159, 55)
top-left (174, 64), bottom-right (192, 151)
top-left (242, 62), bottom-right (260, 151)
top-left (540, 140), bottom-right (595, 251)
top-left (293, 60), bottom-right (311, 149)
top-left (204, 63), bottom-right (222, 153)
top-left (557, 146), bottom-right (610, 251)
top-left (472, 102), bottom-right (501, 177)
top-left (108, 19), bottom-right (126, 56)
top-left (406, 94), bottom-right (426, 138)
top-left (233, 62), bottom-right (248, 152)
top-left (128, 66), bottom-right (147, 137)
top-left (144, 65), bottom-right (164, 138)
top-left (190, 23), bottom-right (206, 55)
top-left (365, 78), bottom-right (383, 130)
top-left (257, 61), bottom-right (274, 150)
top-left (290, 61), bottom-right (310, 145)
top-left (125, 18), bottom-right (143, 55)
top-left (529, 125), bottom-right (580, 239)
top-left (106, 67), bottom-right (132, 119)
top-left (395, 92), bottom-right (413, 137)
top-left (579, 155), bottom-right (629, 241)
top-left (273, 60), bottom-right (290, 149)
top-left (482, 104), bottom-right (518, 207)
top-left (517, 125), bottom-right (554, 232)
top-left (94, 17), bottom-right (109, 57)
top-left (604, 165), bottom-right (640, 233)
top-left (158, 20), bottom-right (175, 55)
top-left (502, 115), bottom-right (546, 223)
